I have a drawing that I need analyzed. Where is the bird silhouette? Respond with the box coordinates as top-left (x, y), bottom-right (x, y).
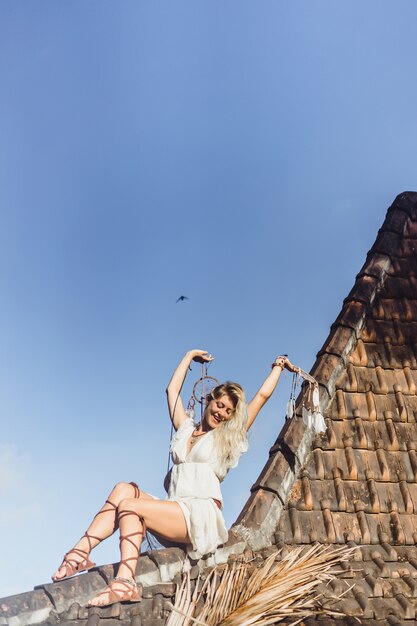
top-left (176, 295), bottom-right (190, 303)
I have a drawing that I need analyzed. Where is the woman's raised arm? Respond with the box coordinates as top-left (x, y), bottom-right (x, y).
top-left (166, 349), bottom-right (214, 429)
top-left (246, 356), bottom-right (296, 430)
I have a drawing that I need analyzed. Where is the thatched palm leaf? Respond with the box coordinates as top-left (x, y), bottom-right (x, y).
top-left (167, 544), bottom-right (355, 626)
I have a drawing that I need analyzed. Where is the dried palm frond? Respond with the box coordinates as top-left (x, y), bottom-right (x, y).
top-left (167, 543), bottom-right (355, 626)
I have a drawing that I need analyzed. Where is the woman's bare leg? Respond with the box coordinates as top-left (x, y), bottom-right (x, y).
top-left (89, 498), bottom-right (189, 606)
top-left (53, 482), bottom-right (148, 581)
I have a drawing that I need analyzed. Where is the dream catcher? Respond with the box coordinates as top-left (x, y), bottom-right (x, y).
top-left (187, 361), bottom-right (219, 421)
top-left (286, 365), bottom-right (327, 434)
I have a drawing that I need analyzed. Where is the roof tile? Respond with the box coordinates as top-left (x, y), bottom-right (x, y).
top-left (318, 325), bottom-right (358, 359)
top-left (382, 208), bottom-right (409, 235)
top-left (370, 230), bottom-right (402, 259)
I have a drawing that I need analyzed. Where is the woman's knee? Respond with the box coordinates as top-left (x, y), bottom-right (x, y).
top-left (111, 482), bottom-right (139, 500)
top-left (117, 497), bottom-right (141, 515)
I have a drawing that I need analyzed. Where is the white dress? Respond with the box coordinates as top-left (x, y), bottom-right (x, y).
top-left (166, 418), bottom-right (233, 559)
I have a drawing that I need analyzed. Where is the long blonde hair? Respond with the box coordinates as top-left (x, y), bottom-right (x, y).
top-left (205, 382), bottom-right (248, 475)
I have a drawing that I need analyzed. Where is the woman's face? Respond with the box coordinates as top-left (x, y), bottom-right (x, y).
top-left (204, 394), bottom-right (235, 429)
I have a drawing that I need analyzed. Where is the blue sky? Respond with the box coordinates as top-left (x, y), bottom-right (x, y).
top-left (1, 0), bottom-right (417, 596)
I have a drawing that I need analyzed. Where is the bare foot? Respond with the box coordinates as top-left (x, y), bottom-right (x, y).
top-left (52, 547), bottom-right (95, 582)
top-left (88, 578), bottom-right (142, 607)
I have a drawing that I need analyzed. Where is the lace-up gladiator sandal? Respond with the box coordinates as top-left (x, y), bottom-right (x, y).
top-left (53, 482), bottom-right (141, 583)
top-left (87, 508), bottom-right (145, 606)
top-left (52, 499), bottom-right (118, 582)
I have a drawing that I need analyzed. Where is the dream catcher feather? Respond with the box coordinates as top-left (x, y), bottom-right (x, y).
top-left (286, 366), bottom-right (326, 434)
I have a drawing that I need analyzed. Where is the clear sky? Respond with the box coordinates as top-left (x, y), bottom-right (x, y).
top-left (1, 0), bottom-right (417, 596)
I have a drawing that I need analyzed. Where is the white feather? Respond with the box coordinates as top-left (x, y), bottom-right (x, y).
top-left (313, 411), bottom-right (327, 433)
top-left (312, 386), bottom-right (320, 407)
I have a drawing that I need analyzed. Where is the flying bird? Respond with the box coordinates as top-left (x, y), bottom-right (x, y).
top-left (176, 295), bottom-right (189, 303)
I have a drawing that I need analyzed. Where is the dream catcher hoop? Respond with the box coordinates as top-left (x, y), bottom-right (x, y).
top-left (188, 362), bottom-right (219, 421)
top-left (193, 374), bottom-right (219, 404)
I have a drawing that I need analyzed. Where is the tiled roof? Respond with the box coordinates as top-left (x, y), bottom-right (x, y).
top-left (238, 191), bottom-right (417, 622)
top-left (3, 191), bottom-right (417, 625)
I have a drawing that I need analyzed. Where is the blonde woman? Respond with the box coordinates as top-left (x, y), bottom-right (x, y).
top-left (52, 349), bottom-right (295, 606)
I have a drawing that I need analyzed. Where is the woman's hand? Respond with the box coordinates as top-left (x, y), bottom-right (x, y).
top-left (247, 354), bottom-right (295, 430)
top-left (167, 349), bottom-right (213, 429)
top-left (272, 355), bottom-right (298, 372)
top-left (189, 349), bottom-right (215, 364)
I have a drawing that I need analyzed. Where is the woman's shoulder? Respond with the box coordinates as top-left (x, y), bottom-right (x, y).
top-left (175, 416), bottom-right (195, 433)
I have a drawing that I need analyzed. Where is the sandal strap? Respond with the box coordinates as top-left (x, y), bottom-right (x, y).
top-left (103, 499), bottom-right (118, 510)
top-left (118, 511), bottom-right (146, 579)
top-left (65, 547), bottom-right (88, 560)
top-left (118, 511), bottom-right (146, 535)
top-left (93, 499), bottom-right (118, 519)
top-left (129, 482), bottom-right (141, 499)
top-left (90, 578), bottom-right (142, 606)
top-left (60, 530), bottom-right (100, 571)
top-left (114, 576), bottom-right (137, 587)
top-left (59, 548), bottom-right (95, 578)
top-left (82, 531), bottom-right (102, 553)
top-left (119, 557), bottom-right (140, 580)
top-left (93, 499), bottom-right (119, 533)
